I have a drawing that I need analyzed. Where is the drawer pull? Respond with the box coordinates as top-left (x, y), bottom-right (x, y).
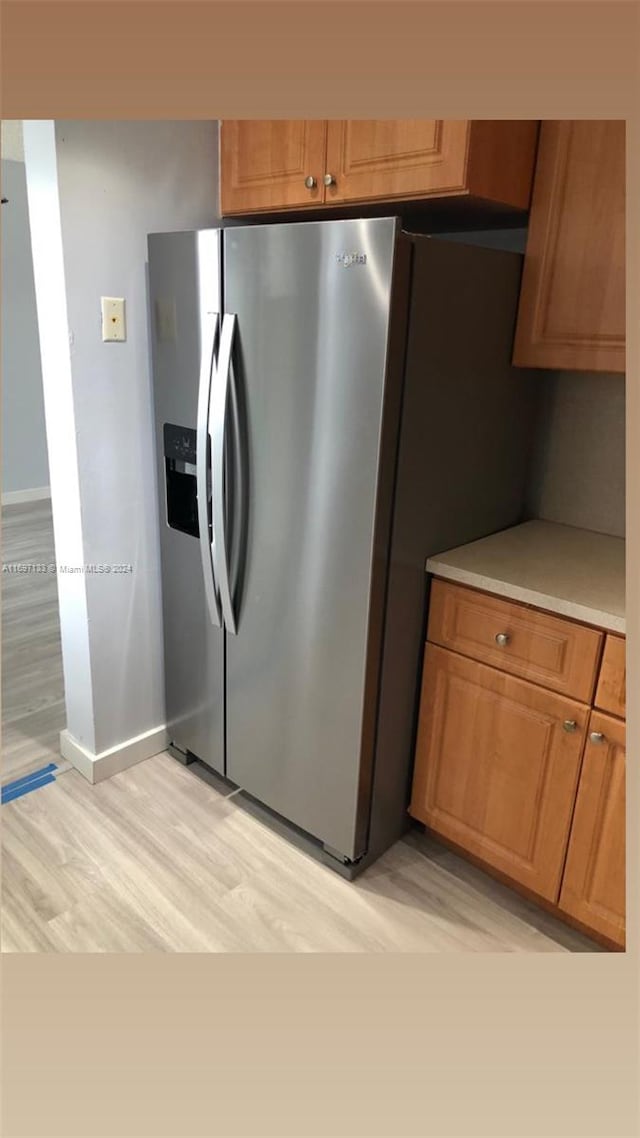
top-left (563, 720), bottom-right (578, 733)
top-left (590, 731), bottom-right (605, 745)
top-left (304, 175), bottom-right (317, 189)
top-left (495, 632), bottom-right (511, 647)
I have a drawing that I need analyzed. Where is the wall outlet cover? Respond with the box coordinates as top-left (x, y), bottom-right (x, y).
top-left (101, 296), bottom-right (126, 342)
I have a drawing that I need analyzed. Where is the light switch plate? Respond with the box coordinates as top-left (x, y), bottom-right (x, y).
top-left (101, 296), bottom-right (126, 342)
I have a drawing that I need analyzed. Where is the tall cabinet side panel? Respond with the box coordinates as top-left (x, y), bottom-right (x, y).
top-left (147, 230), bottom-right (226, 773)
top-left (367, 237), bottom-right (540, 864)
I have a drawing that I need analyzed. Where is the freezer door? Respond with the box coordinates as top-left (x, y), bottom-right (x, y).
top-left (147, 230), bottom-right (225, 773)
top-left (223, 218), bottom-right (401, 860)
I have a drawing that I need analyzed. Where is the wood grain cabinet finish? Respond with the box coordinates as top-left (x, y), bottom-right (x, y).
top-left (219, 120), bottom-right (327, 214)
top-left (219, 119), bottom-right (539, 215)
top-left (559, 711), bottom-right (626, 948)
top-left (323, 120), bottom-right (538, 209)
top-left (513, 120), bottom-right (625, 373)
top-left (427, 579), bottom-right (603, 703)
top-left (595, 635), bottom-right (626, 719)
top-left (409, 644), bottom-right (588, 901)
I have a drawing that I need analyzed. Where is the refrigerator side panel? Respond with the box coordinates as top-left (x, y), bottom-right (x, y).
top-left (366, 236), bottom-right (540, 865)
top-left (147, 230), bottom-right (225, 773)
top-left (223, 218), bottom-right (400, 861)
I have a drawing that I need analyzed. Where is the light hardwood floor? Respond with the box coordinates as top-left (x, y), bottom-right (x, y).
top-left (1, 751), bottom-right (601, 953)
top-left (2, 499), bottom-right (66, 783)
top-left (1, 501), bottom-right (601, 953)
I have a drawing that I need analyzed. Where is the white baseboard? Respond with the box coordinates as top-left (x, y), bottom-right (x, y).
top-left (60, 724), bottom-right (169, 785)
top-left (2, 485), bottom-right (51, 506)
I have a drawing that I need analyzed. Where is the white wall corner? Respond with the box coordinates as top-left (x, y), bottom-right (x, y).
top-left (60, 725), bottom-right (168, 785)
top-left (22, 119), bottom-right (97, 753)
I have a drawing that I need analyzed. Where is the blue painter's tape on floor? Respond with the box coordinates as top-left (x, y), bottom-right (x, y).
top-left (1, 767), bottom-right (58, 805)
top-left (1, 762), bottom-right (58, 796)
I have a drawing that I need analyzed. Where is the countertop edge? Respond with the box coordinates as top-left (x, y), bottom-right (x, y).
top-left (425, 560), bottom-right (626, 636)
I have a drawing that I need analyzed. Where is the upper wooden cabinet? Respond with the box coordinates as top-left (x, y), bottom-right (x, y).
top-left (220, 121), bottom-right (326, 213)
top-left (323, 120), bottom-right (538, 209)
top-left (219, 120), bottom-right (539, 216)
top-left (513, 121), bottom-right (625, 373)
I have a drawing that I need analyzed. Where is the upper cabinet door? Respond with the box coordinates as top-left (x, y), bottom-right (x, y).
top-left (559, 711), bottom-right (625, 948)
top-left (323, 120), bottom-right (539, 209)
top-left (220, 121), bottom-right (327, 214)
top-left (324, 119), bottom-right (469, 203)
top-left (513, 121), bottom-right (625, 373)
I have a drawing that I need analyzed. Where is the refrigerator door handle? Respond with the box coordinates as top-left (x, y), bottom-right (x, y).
top-left (211, 312), bottom-right (237, 634)
top-left (196, 311), bottom-right (222, 627)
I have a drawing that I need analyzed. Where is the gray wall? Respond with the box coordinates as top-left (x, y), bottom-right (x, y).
top-left (24, 120), bottom-right (219, 755)
top-left (57, 120), bottom-right (219, 753)
top-left (526, 370), bottom-right (625, 538)
top-left (438, 229), bottom-right (626, 539)
top-left (1, 158), bottom-right (50, 495)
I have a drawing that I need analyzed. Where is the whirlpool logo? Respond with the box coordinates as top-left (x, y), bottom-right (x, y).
top-left (335, 251), bottom-right (367, 267)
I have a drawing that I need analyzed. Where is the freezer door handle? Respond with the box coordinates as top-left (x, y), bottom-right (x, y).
top-left (196, 311), bottom-right (222, 627)
top-left (212, 313), bottom-right (238, 634)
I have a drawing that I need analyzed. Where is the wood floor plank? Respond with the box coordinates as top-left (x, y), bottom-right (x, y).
top-left (1, 754), bottom-right (602, 954)
top-left (2, 500), bottom-right (66, 783)
top-left (1, 502), bottom-right (602, 954)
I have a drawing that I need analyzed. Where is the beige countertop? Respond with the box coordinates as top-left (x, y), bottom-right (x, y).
top-left (426, 520), bottom-right (625, 634)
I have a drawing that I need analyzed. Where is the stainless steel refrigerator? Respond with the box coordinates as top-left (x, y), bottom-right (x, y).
top-left (147, 217), bottom-right (536, 876)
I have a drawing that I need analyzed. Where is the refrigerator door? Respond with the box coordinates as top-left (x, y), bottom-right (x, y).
top-left (148, 230), bottom-right (225, 773)
top-left (223, 218), bottom-right (401, 860)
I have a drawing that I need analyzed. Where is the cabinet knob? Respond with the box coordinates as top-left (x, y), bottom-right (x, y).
top-left (304, 175), bottom-right (317, 189)
top-left (495, 632), bottom-right (510, 647)
top-left (589, 731), bottom-right (606, 744)
top-left (323, 173), bottom-right (336, 187)
top-left (563, 720), bottom-right (578, 733)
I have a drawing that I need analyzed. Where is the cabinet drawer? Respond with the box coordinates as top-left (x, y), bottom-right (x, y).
top-left (595, 635), bottom-right (626, 718)
top-left (427, 579), bottom-right (603, 702)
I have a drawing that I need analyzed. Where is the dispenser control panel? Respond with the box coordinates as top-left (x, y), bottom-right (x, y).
top-left (163, 423), bottom-right (197, 465)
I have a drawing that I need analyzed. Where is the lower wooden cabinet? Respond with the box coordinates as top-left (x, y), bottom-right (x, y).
top-left (410, 578), bottom-right (626, 948)
top-left (409, 644), bottom-right (587, 901)
top-left (559, 712), bottom-right (626, 948)
top-left (595, 635), bottom-right (626, 719)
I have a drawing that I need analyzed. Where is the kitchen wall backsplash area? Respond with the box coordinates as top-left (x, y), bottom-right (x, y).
top-left (525, 370), bottom-right (625, 539)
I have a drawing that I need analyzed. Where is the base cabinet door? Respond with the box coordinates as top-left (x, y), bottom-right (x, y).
top-left (409, 644), bottom-right (588, 901)
top-left (220, 120), bottom-right (327, 214)
top-left (595, 635), bottom-right (626, 719)
top-left (559, 711), bottom-right (626, 948)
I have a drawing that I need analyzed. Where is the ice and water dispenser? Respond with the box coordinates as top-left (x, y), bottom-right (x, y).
top-left (163, 423), bottom-right (202, 538)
